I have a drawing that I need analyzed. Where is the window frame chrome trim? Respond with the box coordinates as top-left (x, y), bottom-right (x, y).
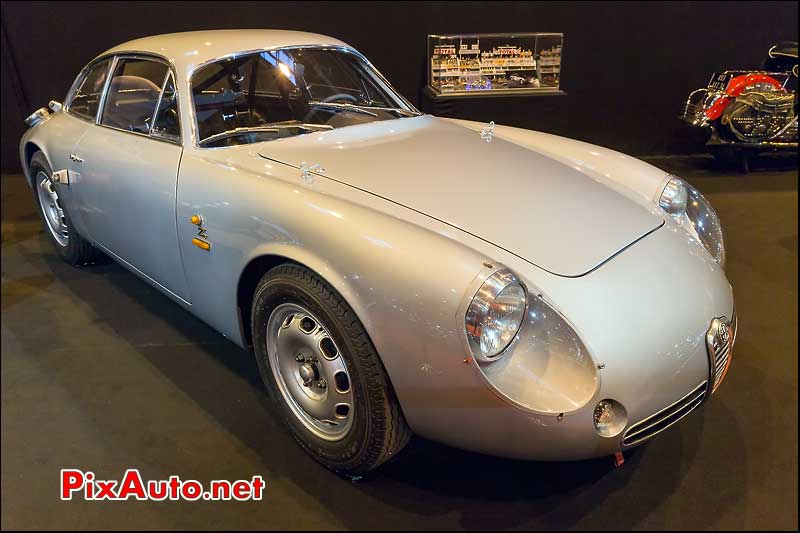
top-left (64, 51), bottom-right (182, 146)
top-left (63, 56), bottom-right (115, 124)
top-left (65, 44), bottom-right (417, 150)
top-left (95, 55), bottom-right (119, 125)
top-left (148, 70), bottom-right (182, 143)
top-left (149, 70), bottom-right (171, 135)
top-left (95, 53), bottom-right (183, 146)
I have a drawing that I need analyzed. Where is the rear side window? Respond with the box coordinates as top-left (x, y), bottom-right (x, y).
top-left (101, 58), bottom-right (168, 134)
top-left (68, 58), bottom-right (112, 121)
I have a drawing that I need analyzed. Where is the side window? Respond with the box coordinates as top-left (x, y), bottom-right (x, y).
top-left (67, 58), bottom-right (112, 121)
top-left (101, 58), bottom-right (168, 134)
top-left (151, 72), bottom-right (181, 142)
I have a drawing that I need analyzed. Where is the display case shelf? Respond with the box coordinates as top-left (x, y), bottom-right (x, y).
top-left (427, 32), bottom-right (564, 98)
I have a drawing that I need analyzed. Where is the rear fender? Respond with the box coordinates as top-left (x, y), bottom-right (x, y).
top-left (705, 73), bottom-right (785, 120)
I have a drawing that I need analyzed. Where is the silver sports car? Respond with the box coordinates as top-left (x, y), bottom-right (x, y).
top-left (19, 30), bottom-right (735, 476)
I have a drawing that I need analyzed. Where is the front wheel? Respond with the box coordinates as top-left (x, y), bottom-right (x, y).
top-left (251, 263), bottom-right (411, 476)
top-left (29, 151), bottom-right (103, 265)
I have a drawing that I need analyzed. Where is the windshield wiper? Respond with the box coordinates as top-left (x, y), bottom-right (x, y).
top-left (199, 123), bottom-right (333, 146)
top-left (310, 101), bottom-right (423, 118)
top-left (310, 101), bottom-right (380, 117)
top-left (388, 108), bottom-right (423, 117)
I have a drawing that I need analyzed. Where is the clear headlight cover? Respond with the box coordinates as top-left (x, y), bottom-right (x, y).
top-left (658, 176), bottom-right (725, 267)
top-left (593, 399), bottom-right (628, 437)
top-left (477, 290), bottom-right (600, 413)
top-left (658, 177), bottom-right (688, 215)
top-left (465, 269), bottom-right (526, 361)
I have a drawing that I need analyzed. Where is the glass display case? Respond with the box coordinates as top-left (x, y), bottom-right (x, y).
top-left (427, 33), bottom-right (564, 97)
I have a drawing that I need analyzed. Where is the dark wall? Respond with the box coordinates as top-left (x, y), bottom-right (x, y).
top-left (1, 1), bottom-right (797, 172)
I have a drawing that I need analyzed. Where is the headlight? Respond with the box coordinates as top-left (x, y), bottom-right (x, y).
top-left (658, 177), bottom-right (688, 215)
top-left (465, 269), bottom-right (526, 361)
top-left (658, 176), bottom-right (725, 267)
top-left (466, 270), bottom-right (599, 413)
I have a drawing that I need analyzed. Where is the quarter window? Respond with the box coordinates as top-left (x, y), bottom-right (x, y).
top-left (101, 58), bottom-right (168, 134)
top-left (151, 72), bottom-right (181, 142)
top-left (68, 58), bottom-right (112, 121)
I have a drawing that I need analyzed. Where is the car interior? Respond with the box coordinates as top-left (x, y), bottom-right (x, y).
top-left (102, 74), bottom-right (163, 133)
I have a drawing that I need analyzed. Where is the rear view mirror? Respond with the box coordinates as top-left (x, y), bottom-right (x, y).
top-left (24, 107), bottom-right (50, 127)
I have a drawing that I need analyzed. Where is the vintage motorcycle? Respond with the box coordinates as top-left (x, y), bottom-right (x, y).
top-left (682, 41), bottom-right (797, 172)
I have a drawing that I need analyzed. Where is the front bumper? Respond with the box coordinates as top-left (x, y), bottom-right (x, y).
top-left (621, 309), bottom-right (737, 449)
top-left (403, 222), bottom-right (735, 461)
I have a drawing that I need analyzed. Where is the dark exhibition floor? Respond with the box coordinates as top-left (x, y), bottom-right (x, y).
top-left (1, 156), bottom-right (797, 530)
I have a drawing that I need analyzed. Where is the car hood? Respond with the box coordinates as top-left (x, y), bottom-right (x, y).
top-left (255, 115), bottom-right (663, 277)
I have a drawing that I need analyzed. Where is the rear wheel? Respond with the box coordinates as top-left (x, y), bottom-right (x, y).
top-left (251, 263), bottom-right (411, 476)
top-left (709, 145), bottom-right (751, 173)
top-left (29, 151), bottom-right (102, 265)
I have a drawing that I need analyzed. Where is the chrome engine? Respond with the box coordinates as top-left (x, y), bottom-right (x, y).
top-left (722, 91), bottom-right (798, 142)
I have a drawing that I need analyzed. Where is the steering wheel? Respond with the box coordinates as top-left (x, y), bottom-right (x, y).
top-left (322, 93), bottom-right (359, 104)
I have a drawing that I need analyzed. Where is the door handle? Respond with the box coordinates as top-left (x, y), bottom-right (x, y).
top-left (69, 153), bottom-right (84, 163)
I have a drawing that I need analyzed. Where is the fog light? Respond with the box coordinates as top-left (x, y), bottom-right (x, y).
top-left (593, 399), bottom-right (628, 438)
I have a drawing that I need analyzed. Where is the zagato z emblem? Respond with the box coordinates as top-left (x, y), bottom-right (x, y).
top-left (480, 121), bottom-right (495, 143)
top-left (190, 214), bottom-right (211, 251)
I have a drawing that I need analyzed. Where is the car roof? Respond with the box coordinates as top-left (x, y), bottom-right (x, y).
top-left (99, 29), bottom-right (353, 78)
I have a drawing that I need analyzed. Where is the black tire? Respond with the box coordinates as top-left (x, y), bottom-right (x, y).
top-left (29, 151), bottom-right (103, 265)
top-left (251, 263), bottom-right (411, 476)
top-left (737, 150), bottom-right (751, 174)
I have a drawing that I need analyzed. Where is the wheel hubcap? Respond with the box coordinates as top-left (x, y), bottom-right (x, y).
top-left (35, 170), bottom-right (68, 246)
top-left (266, 303), bottom-right (354, 441)
top-left (298, 362), bottom-right (316, 386)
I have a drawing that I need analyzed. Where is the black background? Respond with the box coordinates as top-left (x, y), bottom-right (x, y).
top-left (2, 1), bottom-right (797, 172)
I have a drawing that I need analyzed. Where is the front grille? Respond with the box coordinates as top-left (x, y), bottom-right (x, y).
top-left (622, 382), bottom-right (707, 447)
top-left (707, 312), bottom-right (737, 393)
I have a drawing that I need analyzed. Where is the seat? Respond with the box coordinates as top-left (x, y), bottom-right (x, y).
top-left (103, 75), bottom-right (162, 133)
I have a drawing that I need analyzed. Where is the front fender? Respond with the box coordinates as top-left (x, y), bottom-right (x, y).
top-left (175, 151), bottom-right (501, 434)
top-left (18, 111), bottom-right (87, 186)
top-left (19, 124), bottom-right (53, 187)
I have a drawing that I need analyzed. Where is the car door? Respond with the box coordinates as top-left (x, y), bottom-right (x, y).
top-left (72, 56), bottom-right (190, 303)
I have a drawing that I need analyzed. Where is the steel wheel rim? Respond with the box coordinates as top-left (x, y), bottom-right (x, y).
top-left (266, 303), bottom-right (354, 441)
top-left (36, 171), bottom-right (68, 246)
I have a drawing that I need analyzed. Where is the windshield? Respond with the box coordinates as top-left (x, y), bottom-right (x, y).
top-left (191, 47), bottom-right (418, 147)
